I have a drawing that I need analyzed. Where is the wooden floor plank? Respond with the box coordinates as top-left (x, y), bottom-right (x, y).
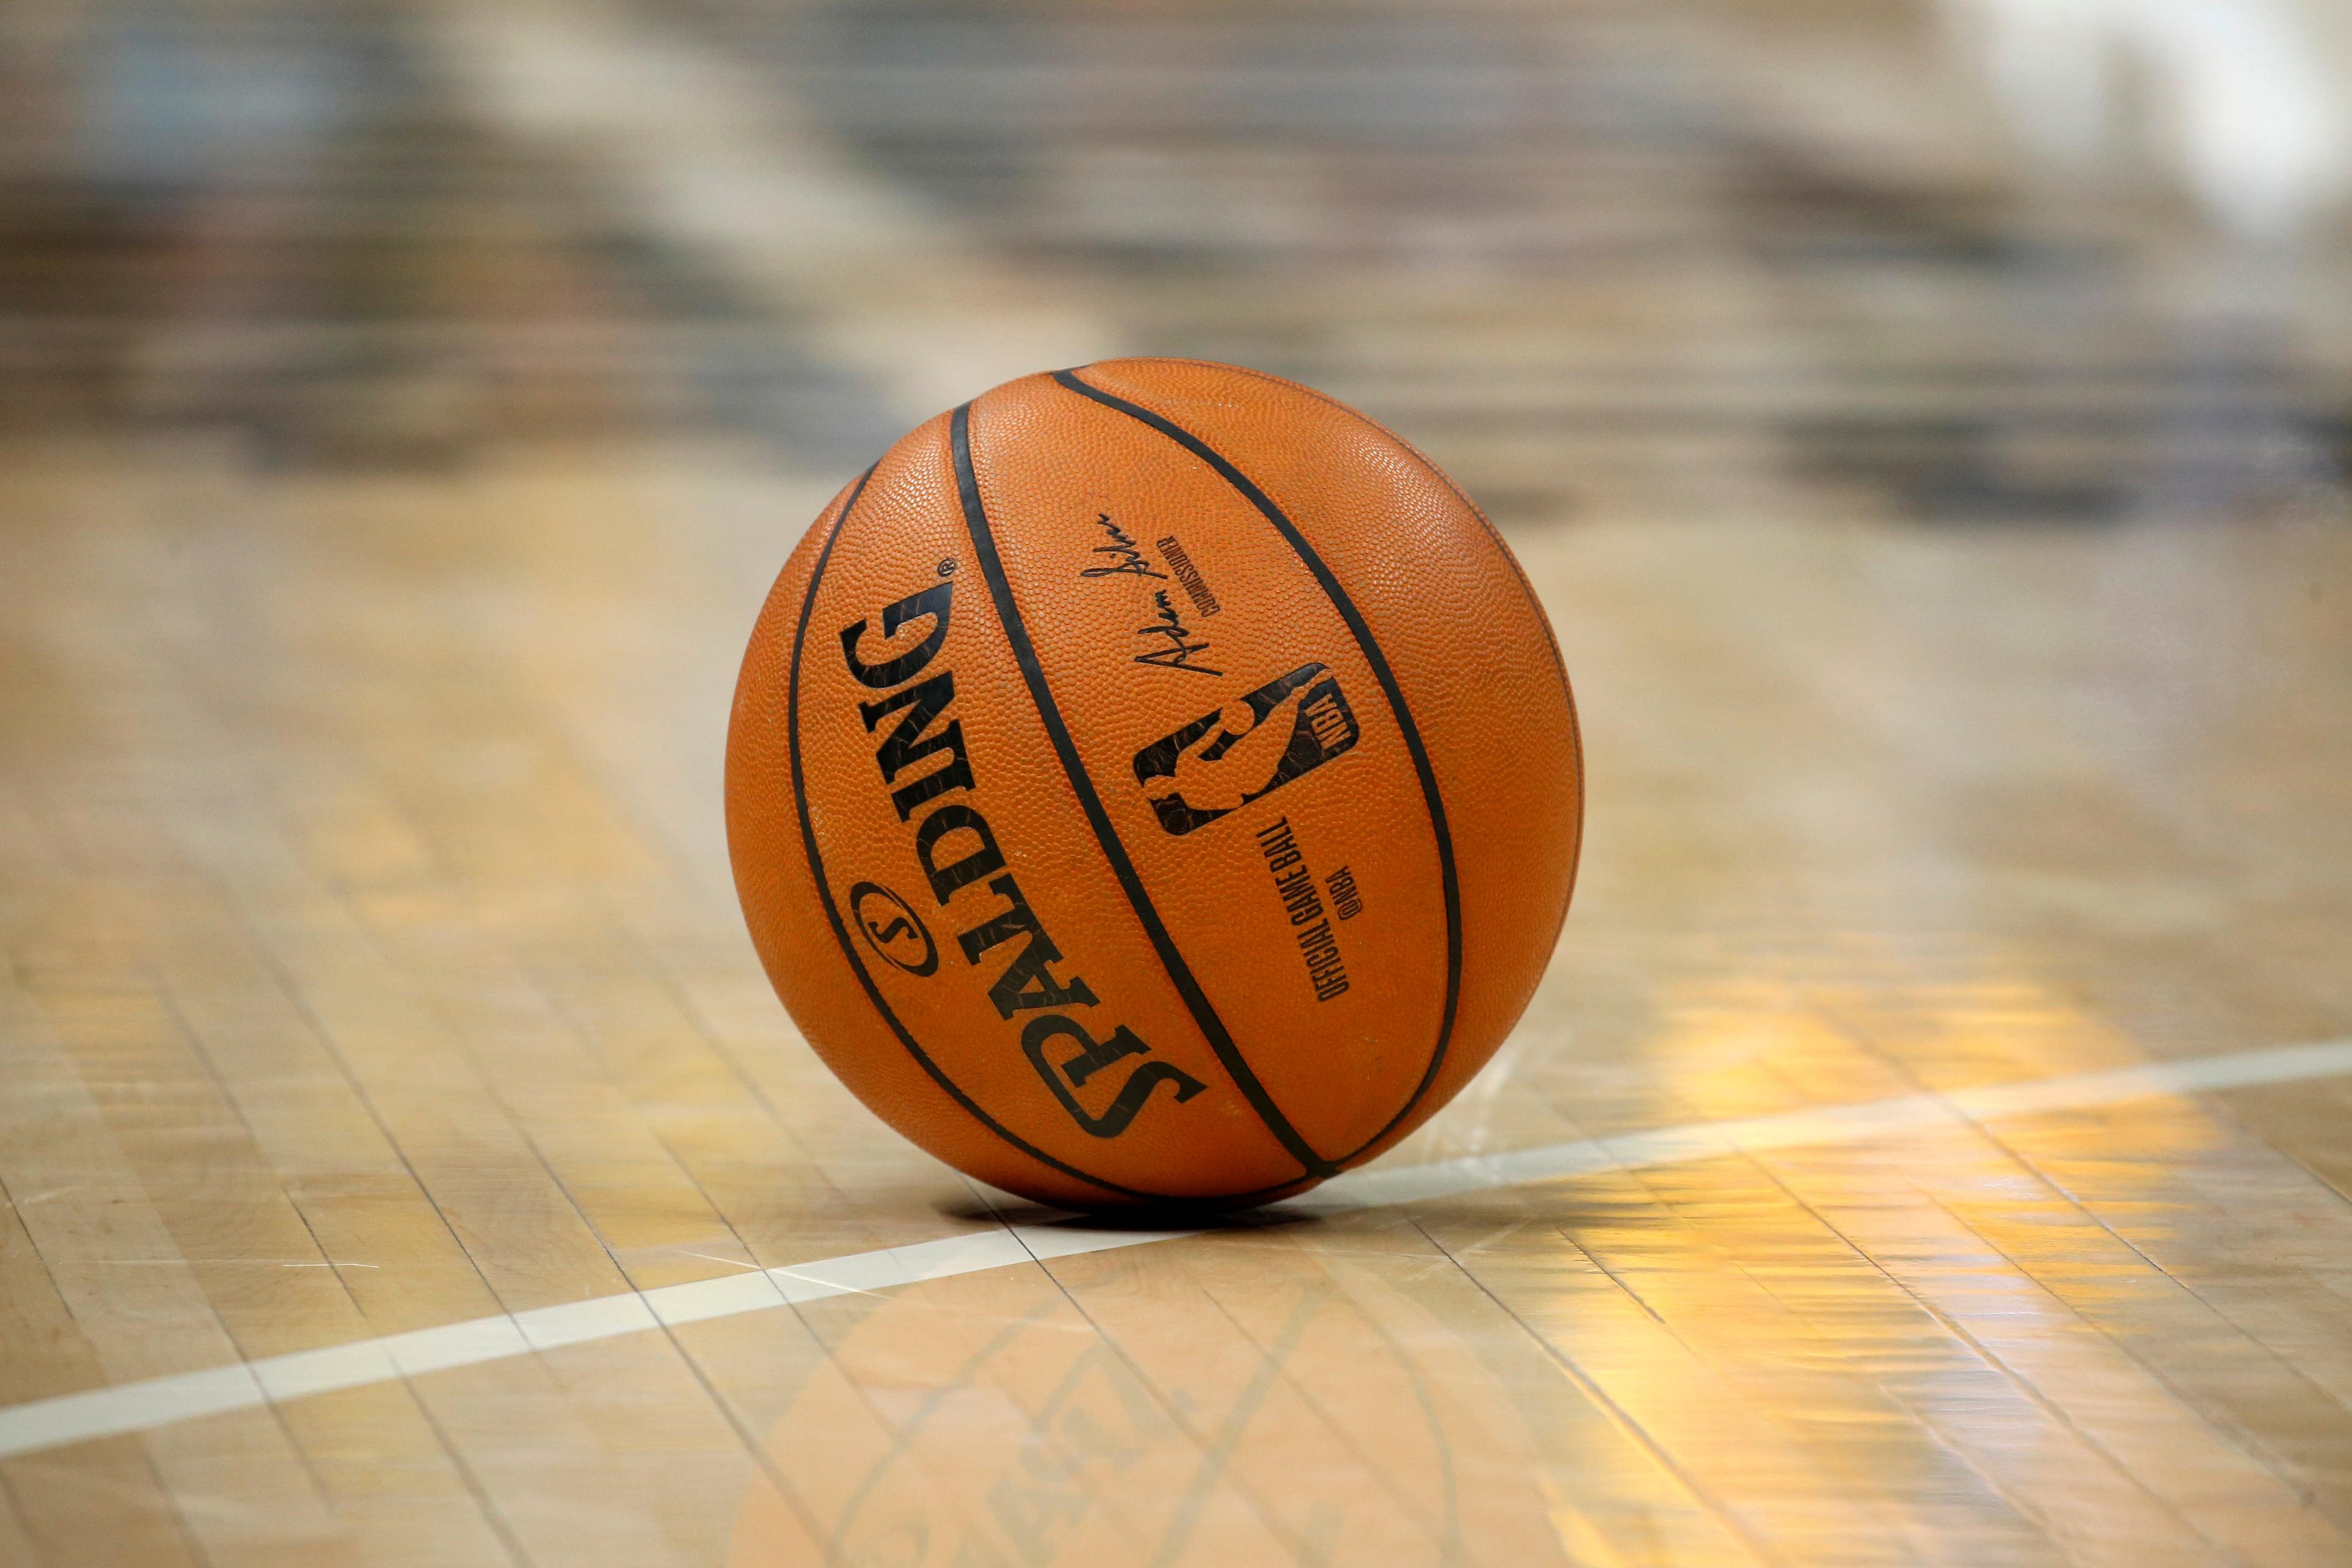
top-left (0, 1442), bottom-right (208, 1568)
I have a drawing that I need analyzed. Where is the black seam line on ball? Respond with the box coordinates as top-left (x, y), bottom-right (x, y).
top-left (790, 460), bottom-right (1184, 1204)
top-left (950, 401), bottom-right (1338, 1184)
top-left (1050, 368), bottom-right (1464, 1166)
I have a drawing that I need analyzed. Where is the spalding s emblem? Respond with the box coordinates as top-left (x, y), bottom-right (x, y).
top-left (849, 881), bottom-right (938, 976)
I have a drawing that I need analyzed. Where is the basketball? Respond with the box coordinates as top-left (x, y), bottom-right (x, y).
top-left (725, 358), bottom-right (1581, 1210)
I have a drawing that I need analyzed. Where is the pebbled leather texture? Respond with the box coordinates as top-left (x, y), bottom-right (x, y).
top-left (725, 359), bottom-right (1582, 1210)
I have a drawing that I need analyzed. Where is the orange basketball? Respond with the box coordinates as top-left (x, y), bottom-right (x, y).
top-left (726, 359), bottom-right (1581, 1210)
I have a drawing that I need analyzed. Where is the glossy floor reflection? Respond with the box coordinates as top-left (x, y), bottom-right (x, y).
top-left (2, 1), bottom-right (2351, 1565)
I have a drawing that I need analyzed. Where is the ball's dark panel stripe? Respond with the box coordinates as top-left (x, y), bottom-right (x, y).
top-left (1050, 368), bottom-right (1464, 1166)
top-left (787, 459), bottom-right (1185, 1203)
top-left (949, 401), bottom-right (1338, 1183)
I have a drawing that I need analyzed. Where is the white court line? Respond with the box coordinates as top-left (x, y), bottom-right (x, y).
top-left (2, 1038), bottom-right (2346, 1461)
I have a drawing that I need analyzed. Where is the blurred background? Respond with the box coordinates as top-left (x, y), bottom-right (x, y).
top-left (2, 0), bottom-right (2348, 517)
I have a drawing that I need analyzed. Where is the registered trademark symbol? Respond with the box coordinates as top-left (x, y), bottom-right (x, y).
top-left (938, 558), bottom-right (957, 577)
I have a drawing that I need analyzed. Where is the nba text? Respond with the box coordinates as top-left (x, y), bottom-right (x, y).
top-left (1255, 816), bottom-right (1351, 1002)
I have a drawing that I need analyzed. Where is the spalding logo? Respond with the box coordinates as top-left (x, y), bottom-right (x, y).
top-left (848, 881), bottom-right (938, 976)
top-left (835, 578), bottom-right (1210, 1139)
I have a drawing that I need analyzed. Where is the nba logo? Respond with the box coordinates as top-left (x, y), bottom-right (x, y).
top-left (1131, 662), bottom-right (1362, 836)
